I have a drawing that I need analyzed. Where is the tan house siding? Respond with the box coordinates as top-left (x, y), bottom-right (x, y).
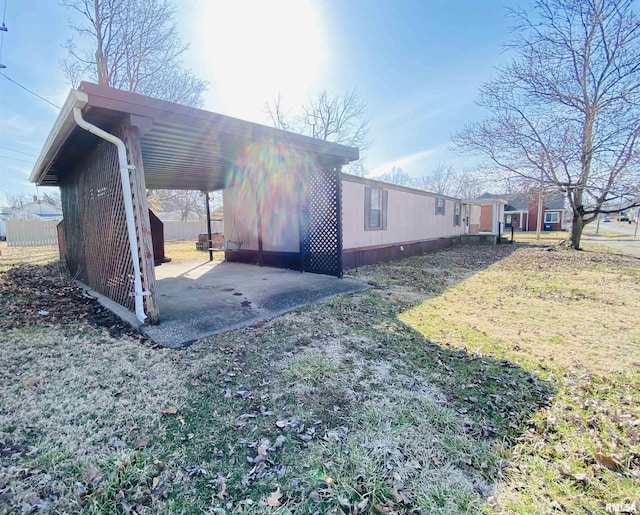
top-left (342, 176), bottom-right (465, 251)
top-left (223, 173), bottom-right (302, 254)
top-left (223, 186), bottom-right (259, 251)
top-left (261, 180), bottom-right (301, 253)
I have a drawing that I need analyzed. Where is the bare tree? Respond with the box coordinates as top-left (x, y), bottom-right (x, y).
top-left (454, 169), bottom-right (486, 200)
top-left (413, 163), bottom-right (458, 196)
top-left (265, 88), bottom-right (371, 176)
top-left (5, 191), bottom-right (31, 209)
top-left (39, 191), bottom-right (62, 208)
top-left (429, 163), bottom-right (456, 196)
top-left (379, 166), bottom-right (411, 186)
top-left (147, 190), bottom-right (208, 221)
top-left (454, 0), bottom-right (640, 249)
top-left (61, 0), bottom-right (207, 106)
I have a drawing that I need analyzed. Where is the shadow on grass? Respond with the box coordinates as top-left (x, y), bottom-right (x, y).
top-left (147, 244), bottom-right (557, 512)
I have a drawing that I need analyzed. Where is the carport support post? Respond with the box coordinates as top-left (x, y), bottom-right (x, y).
top-left (122, 118), bottom-right (160, 324)
top-left (205, 191), bottom-right (213, 262)
top-left (336, 164), bottom-right (344, 278)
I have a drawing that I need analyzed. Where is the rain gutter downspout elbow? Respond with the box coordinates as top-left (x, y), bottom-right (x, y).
top-left (72, 107), bottom-right (148, 324)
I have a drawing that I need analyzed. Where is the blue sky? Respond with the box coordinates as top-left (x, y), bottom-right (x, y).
top-left (0, 0), bottom-right (524, 206)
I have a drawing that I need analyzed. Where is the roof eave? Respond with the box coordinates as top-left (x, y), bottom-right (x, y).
top-left (29, 90), bottom-right (89, 185)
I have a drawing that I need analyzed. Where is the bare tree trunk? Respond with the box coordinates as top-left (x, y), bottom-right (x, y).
top-left (570, 211), bottom-right (585, 249)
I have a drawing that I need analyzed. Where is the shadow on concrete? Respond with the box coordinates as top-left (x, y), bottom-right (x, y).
top-left (143, 261), bottom-right (369, 348)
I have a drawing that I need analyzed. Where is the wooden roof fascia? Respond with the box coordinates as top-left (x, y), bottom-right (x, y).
top-left (30, 90), bottom-right (89, 185)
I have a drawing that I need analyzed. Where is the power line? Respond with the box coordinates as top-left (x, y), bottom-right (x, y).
top-left (0, 154), bottom-right (34, 164)
top-left (0, 73), bottom-right (61, 109)
top-left (0, 145), bottom-right (37, 157)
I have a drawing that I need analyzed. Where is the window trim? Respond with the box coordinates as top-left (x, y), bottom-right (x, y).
top-left (435, 197), bottom-right (446, 216)
top-left (453, 202), bottom-right (461, 226)
top-left (364, 186), bottom-right (388, 231)
top-left (545, 211), bottom-right (559, 223)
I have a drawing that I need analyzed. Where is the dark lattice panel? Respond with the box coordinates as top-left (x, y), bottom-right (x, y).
top-left (62, 136), bottom-right (135, 311)
top-left (302, 167), bottom-right (342, 277)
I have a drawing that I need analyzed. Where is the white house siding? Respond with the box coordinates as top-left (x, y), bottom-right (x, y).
top-left (342, 178), bottom-right (465, 250)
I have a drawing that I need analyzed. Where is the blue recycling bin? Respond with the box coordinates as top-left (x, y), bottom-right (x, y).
top-left (544, 223), bottom-right (552, 231)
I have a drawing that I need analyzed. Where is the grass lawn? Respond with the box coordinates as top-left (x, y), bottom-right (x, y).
top-left (1, 242), bottom-right (638, 514)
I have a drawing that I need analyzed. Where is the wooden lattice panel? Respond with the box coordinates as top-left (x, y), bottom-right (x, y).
top-left (61, 135), bottom-right (136, 311)
top-left (302, 167), bottom-right (342, 277)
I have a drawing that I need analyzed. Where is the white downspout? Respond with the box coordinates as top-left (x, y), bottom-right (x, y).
top-left (72, 107), bottom-right (148, 324)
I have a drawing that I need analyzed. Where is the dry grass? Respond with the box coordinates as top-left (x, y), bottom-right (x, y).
top-left (514, 228), bottom-right (637, 242)
top-left (163, 241), bottom-right (225, 263)
top-left (400, 248), bottom-right (640, 373)
top-left (0, 240), bottom-right (222, 273)
top-left (1, 243), bottom-right (639, 514)
top-left (0, 242), bottom-right (59, 272)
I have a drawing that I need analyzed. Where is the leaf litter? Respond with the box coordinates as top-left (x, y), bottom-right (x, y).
top-left (1, 245), bottom-right (639, 513)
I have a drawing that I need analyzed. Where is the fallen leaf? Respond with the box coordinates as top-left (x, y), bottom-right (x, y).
top-left (152, 457), bottom-right (166, 470)
top-left (275, 420), bottom-right (289, 428)
top-left (266, 486), bottom-right (283, 507)
top-left (216, 478), bottom-right (227, 499)
top-left (152, 477), bottom-right (159, 490)
top-left (162, 406), bottom-right (178, 415)
top-left (273, 435), bottom-right (286, 450)
top-left (594, 452), bottom-right (624, 472)
top-left (136, 437), bottom-right (150, 449)
top-left (83, 465), bottom-right (102, 485)
top-left (25, 379), bottom-right (43, 389)
top-left (558, 466), bottom-right (588, 483)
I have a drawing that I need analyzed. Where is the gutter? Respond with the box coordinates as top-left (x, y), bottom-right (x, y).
top-left (72, 107), bottom-right (148, 324)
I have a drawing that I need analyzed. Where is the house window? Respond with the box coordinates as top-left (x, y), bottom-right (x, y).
top-left (370, 188), bottom-right (382, 228)
top-left (365, 185), bottom-right (388, 230)
top-left (435, 197), bottom-right (446, 216)
top-left (545, 212), bottom-right (559, 223)
top-left (454, 202), bottom-right (461, 226)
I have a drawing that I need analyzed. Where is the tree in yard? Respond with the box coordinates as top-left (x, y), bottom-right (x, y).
top-left (61, 0), bottom-right (207, 106)
top-left (379, 166), bottom-right (412, 186)
top-left (265, 88), bottom-right (371, 176)
top-left (453, 169), bottom-right (486, 200)
top-left (454, 0), bottom-right (640, 249)
top-left (147, 189), bottom-right (218, 221)
top-left (426, 163), bottom-right (456, 196)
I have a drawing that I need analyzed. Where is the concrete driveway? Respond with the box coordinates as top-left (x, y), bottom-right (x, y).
top-left (141, 261), bottom-right (368, 348)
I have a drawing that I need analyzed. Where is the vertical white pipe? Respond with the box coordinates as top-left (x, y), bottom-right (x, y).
top-left (72, 107), bottom-right (148, 323)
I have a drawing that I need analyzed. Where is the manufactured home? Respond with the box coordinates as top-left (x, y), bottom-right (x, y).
top-left (31, 84), bottom-right (483, 326)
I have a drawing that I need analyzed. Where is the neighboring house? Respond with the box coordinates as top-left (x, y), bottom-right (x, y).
top-left (1, 200), bottom-right (63, 221)
top-left (0, 200), bottom-right (62, 240)
top-left (478, 191), bottom-right (566, 231)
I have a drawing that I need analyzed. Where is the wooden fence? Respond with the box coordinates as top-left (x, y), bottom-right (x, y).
top-left (6, 220), bottom-right (60, 247)
top-left (162, 220), bottom-right (223, 241)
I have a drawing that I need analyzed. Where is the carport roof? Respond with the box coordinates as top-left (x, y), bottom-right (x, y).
top-left (30, 82), bottom-right (359, 191)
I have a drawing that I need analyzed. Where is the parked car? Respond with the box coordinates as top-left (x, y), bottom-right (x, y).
top-left (617, 211), bottom-right (629, 222)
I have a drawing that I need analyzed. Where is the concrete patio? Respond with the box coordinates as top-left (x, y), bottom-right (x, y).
top-left (135, 260), bottom-right (368, 347)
